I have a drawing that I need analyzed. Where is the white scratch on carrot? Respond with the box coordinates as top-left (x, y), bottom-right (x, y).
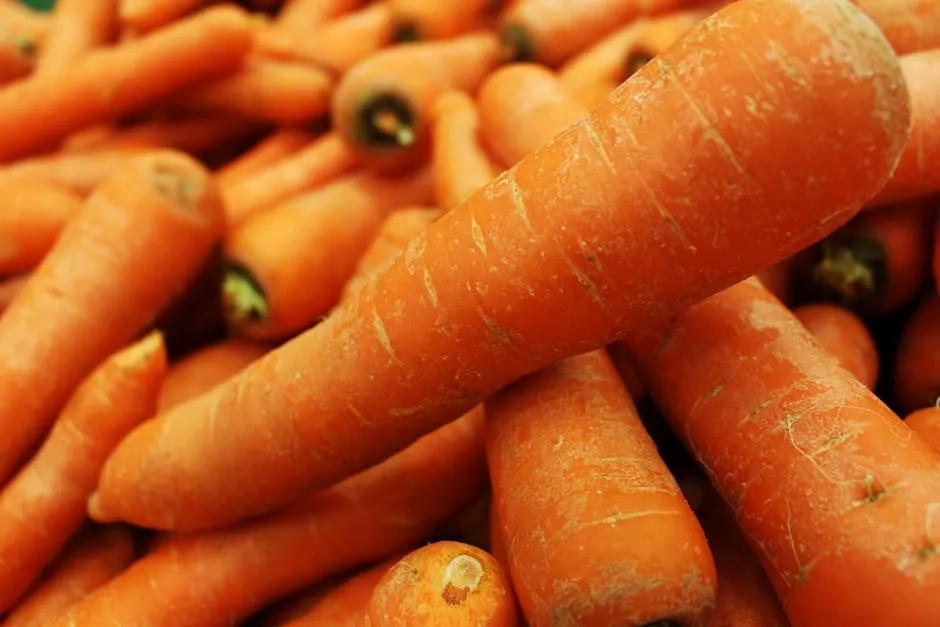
top-left (478, 309), bottom-right (511, 345)
top-left (582, 119), bottom-right (616, 173)
top-left (372, 310), bottom-right (397, 360)
top-left (570, 509), bottom-right (680, 535)
top-left (470, 215), bottom-right (487, 255)
top-left (508, 175), bottom-right (532, 230)
top-left (423, 269), bottom-right (439, 308)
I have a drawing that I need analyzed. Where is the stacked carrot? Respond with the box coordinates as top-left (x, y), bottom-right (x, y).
top-left (1, 0), bottom-right (940, 625)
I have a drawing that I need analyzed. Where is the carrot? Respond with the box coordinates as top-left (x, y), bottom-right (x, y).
top-left (478, 63), bottom-right (587, 168)
top-left (433, 494), bottom-right (492, 551)
top-left (486, 350), bottom-right (715, 626)
top-left (95, 114), bottom-right (267, 159)
top-left (0, 1), bottom-right (49, 48)
top-left (497, 0), bottom-right (711, 66)
top-left (223, 168), bottom-right (433, 340)
top-left (894, 296), bottom-right (940, 414)
top-left (91, 0), bottom-right (913, 531)
top-left (118, 0), bottom-right (202, 33)
top-left (621, 278), bottom-right (940, 626)
top-left (0, 27), bottom-right (35, 84)
top-left (35, 0), bottom-right (117, 77)
top-left (221, 131), bottom-right (358, 226)
top-left (3, 526), bottom-right (136, 627)
top-left (431, 91), bottom-right (499, 210)
top-left (905, 406), bottom-right (940, 454)
top-left (807, 200), bottom-right (933, 314)
top-left (0, 4), bottom-right (252, 163)
top-left (793, 303), bottom-right (880, 390)
top-left (755, 257), bottom-right (796, 307)
top-left (869, 49), bottom-right (940, 206)
top-left (0, 273), bottom-right (28, 317)
top-left (487, 505), bottom-right (508, 569)
top-left (71, 410), bottom-right (487, 627)
top-left (0, 150), bottom-right (224, 487)
top-left (0, 181), bottom-right (85, 275)
top-left (0, 146), bottom-right (157, 197)
top-left (158, 339), bottom-right (269, 411)
top-left (389, 0), bottom-right (496, 41)
top-left (167, 57), bottom-right (333, 125)
top-left (216, 127), bottom-right (315, 186)
top-left (695, 490), bottom-right (790, 627)
top-left (366, 541), bottom-right (518, 626)
top-left (276, 0), bottom-right (365, 35)
top-left (854, 0), bottom-right (940, 54)
top-left (0, 332), bottom-right (166, 613)
top-left (332, 32), bottom-right (501, 172)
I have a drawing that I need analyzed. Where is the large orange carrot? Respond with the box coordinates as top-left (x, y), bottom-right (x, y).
top-left (0, 181), bottom-right (84, 275)
top-left (35, 0), bottom-right (117, 77)
top-left (486, 350), bottom-right (715, 626)
top-left (158, 339), bottom-right (269, 411)
top-left (478, 63), bottom-right (586, 168)
top-left (70, 411), bottom-right (487, 627)
top-left (92, 0), bottom-right (912, 531)
top-left (905, 406), bottom-right (940, 453)
top-left (216, 127), bottom-right (315, 186)
top-left (894, 296), bottom-right (940, 413)
top-left (389, 0), bottom-right (495, 41)
top-left (276, 0), bottom-right (365, 34)
top-left (221, 131), bottom-right (358, 226)
top-left (223, 168), bottom-right (433, 340)
top-left (0, 151), bottom-right (224, 487)
top-left (870, 49), bottom-right (940, 206)
top-left (366, 541), bottom-right (518, 626)
top-left (167, 57), bottom-right (333, 125)
top-left (622, 278), bottom-right (940, 626)
top-left (332, 32), bottom-right (501, 172)
top-left (431, 91), bottom-right (498, 210)
top-left (3, 526), bottom-right (136, 627)
top-left (0, 332), bottom-right (165, 613)
top-left (0, 28), bottom-right (35, 84)
top-left (0, 146), bottom-right (156, 197)
top-left (0, 5), bottom-right (252, 163)
top-left (793, 303), bottom-right (880, 390)
top-left (119, 0), bottom-right (202, 33)
top-left (854, 0), bottom-right (940, 54)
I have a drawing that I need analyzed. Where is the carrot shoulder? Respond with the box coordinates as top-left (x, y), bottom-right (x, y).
top-left (0, 181), bottom-right (85, 276)
top-left (92, 0), bottom-right (912, 531)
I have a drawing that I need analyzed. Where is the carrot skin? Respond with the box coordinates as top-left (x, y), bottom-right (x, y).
top-left (92, 0), bottom-right (912, 531)
top-left (905, 406), bottom-right (940, 454)
top-left (793, 303), bottom-right (879, 390)
top-left (0, 147), bottom-right (158, 197)
top-left (0, 29), bottom-right (35, 84)
top-left (0, 273), bottom-right (29, 318)
top-left (276, 0), bottom-right (366, 34)
top-left (431, 91), bottom-right (499, 210)
top-left (36, 0), bottom-right (118, 77)
top-left (119, 0), bottom-right (203, 33)
top-left (894, 296), bottom-right (940, 413)
top-left (215, 127), bottom-right (315, 186)
top-left (0, 181), bottom-right (85, 275)
top-left (853, 0), bottom-right (940, 54)
top-left (158, 339), bottom-right (268, 411)
top-left (389, 0), bottom-right (495, 40)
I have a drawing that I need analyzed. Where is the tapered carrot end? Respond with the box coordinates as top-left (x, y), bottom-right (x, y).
top-left (112, 331), bottom-right (167, 370)
top-left (497, 23), bottom-right (536, 63)
top-left (221, 264), bottom-right (269, 328)
top-left (87, 491), bottom-right (113, 523)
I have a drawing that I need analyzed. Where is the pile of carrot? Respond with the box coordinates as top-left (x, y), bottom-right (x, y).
top-left (0, 0), bottom-right (939, 625)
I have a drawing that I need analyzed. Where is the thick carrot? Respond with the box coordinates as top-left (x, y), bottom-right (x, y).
top-left (332, 32), bottom-right (501, 172)
top-left (0, 150), bottom-right (224, 487)
top-left (3, 526), bottom-right (136, 627)
top-left (223, 168), bottom-right (433, 340)
top-left (158, 339), bottom-right (269, 411)
top-left (870, 49), bottom-right (940, 206)
top-left (35, 0), bottom-right (117, 77)
top-left (622, 278), bottom-right (940, 626)
top-left (808, 200), bottom-right (933, 314)
top-left (854, 0), bottom-right (940, 54)
top-left (0, 181), bottom-right (84, 275)
top-left (0, 332), bottom-right (166, 613)
top-left (389, 0), bottom-right (495, 41)
top-left (119, 0), bottom-right (202, 33)
top-left (221, 131), bottom-right (358, 226)
top-left (478, 63), bottom-right (586, 168)
top-left (431, 91), bottom-right (499, 210)
top-left (0, 273), bottom-right (28, 317)
top-left (0, 1), bottom-right (49, 47)
top-left (92, 0), bottom-right (913, 531)
top-left (167, 58), bottom-right (333, 125)
top-left (0, 146), bottom-right (156, 197)
top-left (71, 411), bottom-right (487, 627)
top-left (276, 0), bottom-right (365, 34)
top-left (905, 406), bottom-right (940, 454)
top-left (0, 28), bottom-right (35, 84)
top-left (366, 541), bottom-right (518, 626)
top-left (894, 296), bottom-right (940, 414)
top-left (486, 350), bottom-right (715, 626)
top-left (0, 5), bottom-right (252, 163)
top-left (216, 127), bottom-right (315, 186)
top-left (793, 303), bottom-right (879, 390)
top-left (280, 558), bottom-right (398, 627)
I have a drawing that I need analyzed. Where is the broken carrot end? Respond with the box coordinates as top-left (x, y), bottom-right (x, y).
top-left (221, 264), bottom-right (269, 327)
top-left (811, 237), bottom-right (885, 307)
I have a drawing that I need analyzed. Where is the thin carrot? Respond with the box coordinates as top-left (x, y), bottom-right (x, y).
top-left (389, 0), bottom-right (496, 41)
top-left (869, 49), bottom-right (940, 206)
top-left (94, 115), bottom-right (267, 159)
top-left (68, 410), bottom-right (487, 627)
top-left (366, 541), bottom-right (518, 626)
top-left (486, 350), bottom-right (715, 626)
top-left (158, 339), bottom-right (268, 411)
top-left (0, 1), bottom-right (49, 48)
top-left (276, 0), bottom-right (365, 35)
top-left (853, 0), bottom-right (940, 54)
top-left (621, 278), bottom-right (940, 626)
top-left (216, 127), bottom-right (315, 186)
top-left (221, 131), bottom-right (358, 226)
top-left (793, 303), bottom-right (880, 390)
top-left (431, 91), bottom-right (499, 210)
top-left (0, 273), bottom-right (28, 317)
top-left (3, 526), bottom-right (136, 627)
top-left (118, 0), bottom-right (202, 33)
top-left (35, 0), bottom-right (117, 77)
top-left (332, 32), bottom-right (501, 172)
top-left (0, 181), bottom-right (85, 275)
top-left (0, 27), bottom-right (35, 84)
top-left (894, 296), bottom-right (940, 414)
top-left (905, 406), bottom-right (940, 454)
top-left (0, 146), bottom-right (157, 197)
top-left (223, 168), bottom-right (433, 340)
top-left (807, 200), bottom-right (933, 314)
top-left (167, 58), bottom-right (333, 125)
top-left (0, 4), bottom-right (252, 163)
top-left (0, 332), bottom-right (166, 613)
top-left (478, 63), bottom-right (587, 168)
top-left (91, 0), bottom-right (913, 531)
top-left (0, 150), bottom-right (224, 487)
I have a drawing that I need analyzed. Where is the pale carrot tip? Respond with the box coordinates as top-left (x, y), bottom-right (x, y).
top-left (113, 331), bottom-right (166, 368)
top-left (87, 491), bottom-right (113, 522)
top-left (221, 265), bottom-right (269, 327)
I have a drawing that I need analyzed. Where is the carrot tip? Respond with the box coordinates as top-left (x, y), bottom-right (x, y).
top-left (222, 264), bottom-right (269, 327)
top-left (811, 237), bottom-right (885, 306)
top-left (357, 95), bottom-right (417, 149)
top-left (498, 23), bottom-right (536, 63)
top-left (87, 491), bottom-right (112, 522)
top-left (392, 22), bottom-right (421, 43)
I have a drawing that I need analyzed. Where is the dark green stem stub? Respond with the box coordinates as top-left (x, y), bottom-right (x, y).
top-left (222, 264), bottom-right (269, 327)
top-left (625, 49), bottom-right (654, 80)
top-left (498, 23), bottom-right (537, 63)
top-left (357, 94), bottom-right (417, 149)
top-left (811, 235), bottom-right (887, 308)
top-left (392, 22), bottom-right (421, 43)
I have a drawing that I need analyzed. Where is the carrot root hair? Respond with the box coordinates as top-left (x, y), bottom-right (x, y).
top-left (811, 236), bottom-right (886, 306)
top-left (357, 93), bottom-right (418, 149)
top-left (221, 264), bottom-right (269, 327)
